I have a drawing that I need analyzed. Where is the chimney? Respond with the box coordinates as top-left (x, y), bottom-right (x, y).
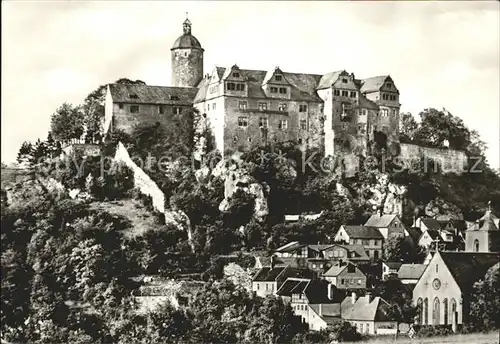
top-left (327, 283), bottom-right (334, 300)
top-left (351, 291), bottom-right (357, 304)
top-left (366, 292), bottom-right (372, 303)
top-left (271, 256), bottom-right (276, 269)
top-left (319, 303), bottom-right (322, 316)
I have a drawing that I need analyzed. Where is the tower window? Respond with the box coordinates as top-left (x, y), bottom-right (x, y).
top-left (333, 89), bottom-right (340, 96)
top-left (173, 107), bottom-right (181, 115)
top-left (299, 104), bottom-right (307, 112)
top-left (259, 102), bottom-right (268, 111)
top-left (279, 120), bottom-right (288, 130)
top-left (278, 103), bottom-right (287, 111)
top-left (130, 105), bottom-right (139, 113)
top-left (238, 116), bottom-right (248, 128)
top-left (270, 87), bottom-right (278, 93)
top-left (259, 117), bottom-right (268, 128)
top-left (236, 83), bottom-right (245, 91)
top-left (238, 101), bottom-right (247, 110)
top-left (300, 120), bottom-right (307, 130)
top-left (275, 75), bottom-right (283, 81)
top-left (279, 87), bottom-right (287, 94)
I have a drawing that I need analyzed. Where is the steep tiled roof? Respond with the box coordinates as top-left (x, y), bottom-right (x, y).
top-left (360, 76), bottom-right (389, 94)
top-left (305, 279), bottom-right (343, 304)
top-left (419, 218), bottom-right (442, 231)
top-left (397, 264), bottom-right (426, 280)
top-left (252, 266), bottom-right (287, 282)
top-left (276, 278), bottom-right (308, 296)
top-left (384, 262), bottom-right (404, 270)
top-left (109, 84), bottom-right (198, 105)
top-left (309, 304), bottom-right (341, 318)
top-left (439, 252), bottom-right (500, 292)
top-left (342, 225), bottom-right (384, 239)
top-left (341, 295), bottom-right (391, 322)
top-left (364, 214), bottom-right (398, 228)
top-left (407, 227), bottom-right (423, 244)
top-left (323, 264), bottom-right (347, 277)
top-left (275, 241), bottom-right (304, 253)
top-left (316, 71), bottom-right (344, 90)
top-left (194, 78), bottom-right (209, 103)
top-left (423, 230), bottom-right (441, 241)
top-left (358, 95), bottom-right (379, 110)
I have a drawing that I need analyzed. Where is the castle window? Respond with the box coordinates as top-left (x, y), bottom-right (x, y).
top-left (236, 83), bottom-right (245, 91)
top-left (350, 91), bottom-right (357, 98)
top-left (130, 105), bottom-right (139, 113)
top-left (173, 107), bottom-right (181, 115)
top-left (382, 94), bottom-right (388, 100)
top-left (129, 94), bottom-right (139, 99)
top-left (299, 104), bottom-right (307, 112)
top-left (232, 72), bottom-right (240, 78)
top-left (170, 95), bottom-right (180, 100)
top-left (270, 87), bottom-right (278, 93)
top-left (279, 120), bottom-right (288, 130)
top-left (158, 105), bottom-right (166, 114)
top-left (238, 101), bottom-right (247, 110)
top-left (300, 120), bottom-right (307, 130)
top-left (342, 90), bottom-right (349, 97)
top-left (278, 103), bottom-right (287, 111)
top-left (233, 136), bottom-right (238, 143)
top-left (390, 95), bottom-right (396, 101)
top-left (248, 137), bottom-right (252, 143)
top-left (238, 116), bottom-right (248, 128)
top-left (298, 138), bottom-right (303, 144)
top-left (393, 109), bottom-right (398, 116)
top-left (259, 102), bottom-right (268, 111)
top-left (118, 104), bottom-right (124, 110)
top-left (275, 75), bottom-right (283, 81)
top-left (474, 239), bottom-right (479, 252)
top-left (386, 83), bottom-right (392, 89)
top-left (334, 89), bottom-right (340, 96)
top-left (380, 109), bottom-right (389, 117)
top-left (227, 83), bottom-right (236, 91)
top-left (259, 117), bottom-right (268, 128)
top-left (279, 87), bottom-right (287, 94)
top-left (342, 78), bottom-right (348, 83)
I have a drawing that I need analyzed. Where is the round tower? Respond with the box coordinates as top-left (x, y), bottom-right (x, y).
top-left (171, 16), bottom-right (204, 87)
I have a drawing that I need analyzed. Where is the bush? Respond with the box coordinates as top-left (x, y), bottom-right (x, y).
top-left (414, 325), bottom-right (453, 337)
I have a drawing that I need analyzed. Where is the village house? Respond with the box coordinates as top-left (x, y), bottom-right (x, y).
top-left (364, 214), bottom-right (406, 240)
top-left (412, 251), bottom-right (499, 330)
top-left (464, 207), bottom-right (500, 253)
top-left (415, 216), bottom-right (464, 247)
top-left (341, 292), bottom-right (397, 335)
top-left (334, 225), bottom-right (384, 260)
top-left (381, 261), bottom-right (403, 281)
top-left (414, 217), bottom-right (442, 233)
top-left (251, 265), bottom-right (314, 297)
top-left (418, 229), bottom-right (442, 250)
top-left (397, 264), bottom-right (426, 284)
top-left (323, 261), bottom-right (367, 290)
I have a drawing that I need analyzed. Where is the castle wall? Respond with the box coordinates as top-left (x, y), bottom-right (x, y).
top-left (399, 143), bottom-right (468, 174)
top-left (111, 103), bottom-right (193, 134)
top-left (171, 48), bottom-right (203, 87)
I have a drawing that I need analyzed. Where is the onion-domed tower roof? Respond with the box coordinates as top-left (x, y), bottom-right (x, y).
top-left (171, 17), bottom-right (204, 51)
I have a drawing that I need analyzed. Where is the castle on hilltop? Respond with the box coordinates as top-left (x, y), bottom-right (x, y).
top-left (103, 17), bottom-right (402, 159)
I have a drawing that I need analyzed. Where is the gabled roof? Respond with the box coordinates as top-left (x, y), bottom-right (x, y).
top-left (316, 70), bottom-right (345, 90)
top-left (276, 278), bottom-right (309, 297)
top-left (397, 264), bottom-right (426, 280)
top-left (420, 229), bottom-right (441, 242)
top-left (439, 252), bottom-right (500, 292)
top-left (309, 304), bottom-right (341, 318)
top-left (341, 225), bottom-right (384, 239)
top-left (358, 95), bottom-right (379, 110)
top-left (323, 263), bottom-right (347, 277)
top-left (274, 241), bottom-right (304, 253)
top-left (384, 262), bottom-right (404, 270)
top-left (419, 217), bottom-right (442, 231)
top-left (467, 210), bottom-right (500, 231)
top-left (364, 214), bottom-right (399, 228)
top-left (407, 227), bottom-right (423, 244)
top-left (360, 75), bottom-right (390, 94)
top-left (341, 295), bottom-right (391, 322)
top-left (252, 266), bottom-right (287, 282)
top-left (109, 84), bottom-right (198, 105)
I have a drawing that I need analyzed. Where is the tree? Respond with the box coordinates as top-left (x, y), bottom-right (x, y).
top-left (50, 103), bottom-right (85, 142)
top-left (375, 276), bottom-right (417, 326)
top-left (383, 233), bottom-right (424, 263)
top-left (399, 112), bottom-right (419, 143)
top-left (468, 263), bottom-right (500, 331)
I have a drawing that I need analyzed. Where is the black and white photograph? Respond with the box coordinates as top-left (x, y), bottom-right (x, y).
top-left (1, 1), bottom-right (499, 343)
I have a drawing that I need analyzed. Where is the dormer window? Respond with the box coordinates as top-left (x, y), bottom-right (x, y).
top-left (232, 72), bottom-right (240, 78)
top-left (342, 78), bottom-right (348, 83)
top-left (170, 95), bottom-right (179, 100)
top-left (275, 75), bottom-right (283, 81)
top-left (129, 94), bottom-right (139, 99)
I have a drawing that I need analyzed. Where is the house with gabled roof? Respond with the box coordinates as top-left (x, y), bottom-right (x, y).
top-left (364, 214), bottom-right (406, 240)
top-left (251, 265), bottom-right (314, 298)
top-left (412, 251), bottom-right (500, 329)
top-left (381, 261), bottom-right (403, 281)
top-left (334, 225), bottom-right (384, 260)
top-left (323, 261), bottom-right (367, 290)
top-left (397, 264), bottom-right (426, 284)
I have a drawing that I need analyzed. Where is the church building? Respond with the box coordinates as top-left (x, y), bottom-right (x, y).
top-left (103, 17), bottom-right (401, 159)
top-left (465, 206), bottom-right (500, 253)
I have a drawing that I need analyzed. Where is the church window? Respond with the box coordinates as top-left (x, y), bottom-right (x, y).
top-left (238, 116), bottom-right (248, 128)
top-left (334, 89), bottom-right (340, 96)
top-left (342, 90), bottom-right (349, 97)
top-left (299, 104), bottom-right (307, 112)
top-left (236, 83), bottom-right (245, 91)
top-left (278, 120), bottom-right (288, 130)
top-left (416, 298), bottom-right (423, 325)
top-left (275, 75), bottom-right (283, 81)
top-left (232, 72), bottom-right (240, 78)
top-left (279, 87), bottom-right (287, 94)
top-left (443, 299), bottom-right (448, 325)
top-left (435, 264), bottom-right (438, 273)
top-left (259, 117), bottom-right (268, 128)
top-left (300, 120), bottom-right (307, 130)
top-left (227, 82), bottom-right (236, 91)
top-left (278, 103), bottom-right (287, 111)
top-left (270, 87), bottom-right (278, 93)
top-left (342, 78), bottom-right (348, 83)
top-left (450, 299), bottom-right (457, 325)
top-left (474, 239), bottom-right (479, 252)
top-left (432, 297), bottom-right (440, 325)
top-left (423, 298), bottom-right (429, 324)
top-left (173, 107), bottom-right (181, 115)
top-left (350, 91), bottom-right (357, 98)
top-left (259, 102), bottom-right (268, 111)
top-left (130, 105), bottom-right (139, 113)
top-left (158, 105), bottom-right (165, 114)
top-left (238, 101), bottom-right (247, 110)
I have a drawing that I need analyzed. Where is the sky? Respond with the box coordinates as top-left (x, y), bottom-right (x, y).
top-left (2, 1), bottom-right (499, 168)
